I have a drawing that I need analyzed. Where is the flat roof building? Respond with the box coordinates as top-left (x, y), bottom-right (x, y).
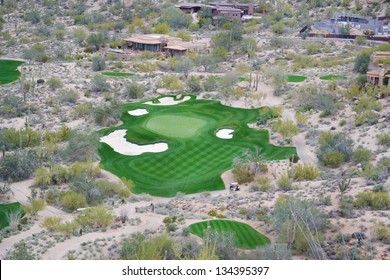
top-left (123, 34), bottom-right (209, 56)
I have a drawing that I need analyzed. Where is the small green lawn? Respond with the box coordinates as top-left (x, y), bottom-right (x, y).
top-left (287, 75), bottom-right (307, 83)
top-left (320, 75), bottom-right (347, 81)
top-left (0, 202), bottom-right (24, 229)
top-left (101, 72), bottom-right (135, 77)
top-left (188, 220), bottom-right (270, 249)
top-left (0, 60), bottom-right (24, 85)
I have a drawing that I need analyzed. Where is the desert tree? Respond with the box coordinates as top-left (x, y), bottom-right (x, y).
top-left (175, 58), bottom-right (194, 79)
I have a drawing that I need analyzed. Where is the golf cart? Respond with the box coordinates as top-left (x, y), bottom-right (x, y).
top-left (230, 182), bottom-right (240, 191)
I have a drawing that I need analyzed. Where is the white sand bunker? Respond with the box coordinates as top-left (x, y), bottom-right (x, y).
top-left (128, 109), bottom-right (149, 116)
top-left (216, 129), bottom-right (234, 139)
top-left (100, 130), bottom-right (168, 156)
top-left (144, 96), bottom-right (191, 106)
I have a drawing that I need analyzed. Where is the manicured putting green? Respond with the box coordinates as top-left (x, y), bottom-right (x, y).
top-left (101, 72), bottom-right (135, 77)
top-left (188, 220), bottom-right (271, 249)
top-left (146, 114), bottom-right (208, 138)
top-left (98, 95), bottom-right (297, 197)
top-left (0, 202), bottom-right (24, 229)
top-left (320, 75), bottom-right (347, 81)
top-left (287, 75), bottom-right (307, 82)
top-left (0, 60), bottom-right (24, 85)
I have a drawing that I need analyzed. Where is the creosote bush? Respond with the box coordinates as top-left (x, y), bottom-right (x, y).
top-left (277, 173), bottom-right (293, 190)
top-left (291, 164), bottom-right (320, 181)
top-left (354, 191), bottom-right (390, 210)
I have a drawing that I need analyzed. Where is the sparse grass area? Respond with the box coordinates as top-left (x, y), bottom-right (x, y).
top-left (287, 75), bottom-right (307, 82)
top-left (101, 72), bottom-right (135, 77)
top-left (188, 219), bottom-right (271, 249)
top-left (0, 202), bottom-right (24, 229)
top-left (99, 95), bottom-right (296, 197)
top-left (0, 60), bottom-right (24, 84)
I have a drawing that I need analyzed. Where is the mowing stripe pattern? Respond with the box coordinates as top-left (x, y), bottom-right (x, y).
top-left (188, 219), bottom-right (271, 249)
top-left (98, 95), bottom-right (297, 197)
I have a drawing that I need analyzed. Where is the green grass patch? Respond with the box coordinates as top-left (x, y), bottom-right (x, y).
top-left (0, 202), bottom-right (24, 229)
top-left (98, 95), bottom-right (297, 197)
top-left (0, 60), bottom-right (24, 85)
top-left (238, 77), bottom-right (246, 82)
top-left (287, 75), bottom-right (307, 83)
top-left (188, 219), bottom-right (271, 249)
top-left (101, 72), bottom-right (135, 77)
top-left (320, 75), bottom-right (347, 81)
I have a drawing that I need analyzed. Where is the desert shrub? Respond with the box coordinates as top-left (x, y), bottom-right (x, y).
top-left (70, 175), bottom-right (102, 204)
top-left (91, 55), bottom-right (106, 71)
top-left (254, 244), bottom-right (292, 260)
top-left (91, 75), bottom-right (111, 92)
top-left (256, 176), bottom-right (272, 192)
top-left (372, 222), bottom-right (390, 244)
top-left (23, 198), bottom-right (45, 216)
top-left (64, 131), bottom-right (99, 162)
top-left (0, 128), bottom-right (40, 149)
top-left (376, 133), bottom-right (390, 147)
top-left (354, 191), bottom-right (390, 210)
top-left (41, 216), bottom-right (63, 232)
top-left (0, 95), bottom-right (28, 118)
top-left (353, 147), bottom-right (372, 164)
top-left (339, 196), bottom-right (355, 217)
top-left (187, 76), bottom-right (202, 93)
top-left (352, 96), bottom-right (382, 113)
top-left (354, 110), bottom-right (379, 126)
top-left (86, 32), bottom-right (106, 51)
top-left (124, 82), bottom-right (145, 99)
top-left (322, 151), bottom-right (345, 168)
top-left (96, 180), bottom-right (131, 198)
top-left (4, 243), bottom-right (35, 260)
top-left (319, 195), bottom-right (332, 206)
top-left (339, 119), bottom-right (346, 126)
top-left (291, 164), bottom-right (320, 181)
top-left (272, 119), bottom-right (299, 140)
top-left (76, 206), bottom-right (114, 228)
top-left (60, 191), bottom-right (88, 212)
top-left (34, 167), bottom-right (53, 187)
top-left (317, 131), bottom-right (353, 166)
top-left (47, 77), bottom-right (63, 89)
top-left (58, 221), bottom-right (79, 236)
top-left (232, 163), bottom-right (255, 184)
top-left (362, 158), bottom-right (390, 183)
top-left (0, 150), bottom-right (39, 181)
top-left (203, 76), bottom-right (219, 91)
top-left (72, 103), bottom-right (90, 118)
top-left (91, 99), bottom-right (123, 126)
top-left (273, 196), bottom-right (326, 257)
top-left (277, 173), bottom-right (293, 190)
top-left (157, 75), bottom-right (185, 91)
top-left (354, 52), bottom-right (370, 74)
top-left (60, 89), bottom-right (79, 104)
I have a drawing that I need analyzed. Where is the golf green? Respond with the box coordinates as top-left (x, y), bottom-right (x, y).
top-left (320, 75), bottom-right (347, 81)
top-left (188, 220), bottom-right (271, 249)
top-left (287, 75), bottom-right (307, 82)
top-left (146, 114), bottom-right (208, 138)
top-left (0, 202), bottom-right (24, 229)
top-left (101, 72), bottom-right (135, 77)
top-left (0, 59), bottom-right (24, 85)
top-left (98, 95), bottom-right (297, 197)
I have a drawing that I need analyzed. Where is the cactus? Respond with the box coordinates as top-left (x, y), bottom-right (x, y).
top-left (338, 177), bottom-right (351, 197)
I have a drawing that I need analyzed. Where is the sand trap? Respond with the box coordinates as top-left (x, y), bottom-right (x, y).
top-left (100, 130), bottom-right (168, 156)
top-left (216, 129), bottom-right (234, 139)
top-left (144, 96), bottom-right (191, 106)
top-left (128, 109), bottom-right (149, 116)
